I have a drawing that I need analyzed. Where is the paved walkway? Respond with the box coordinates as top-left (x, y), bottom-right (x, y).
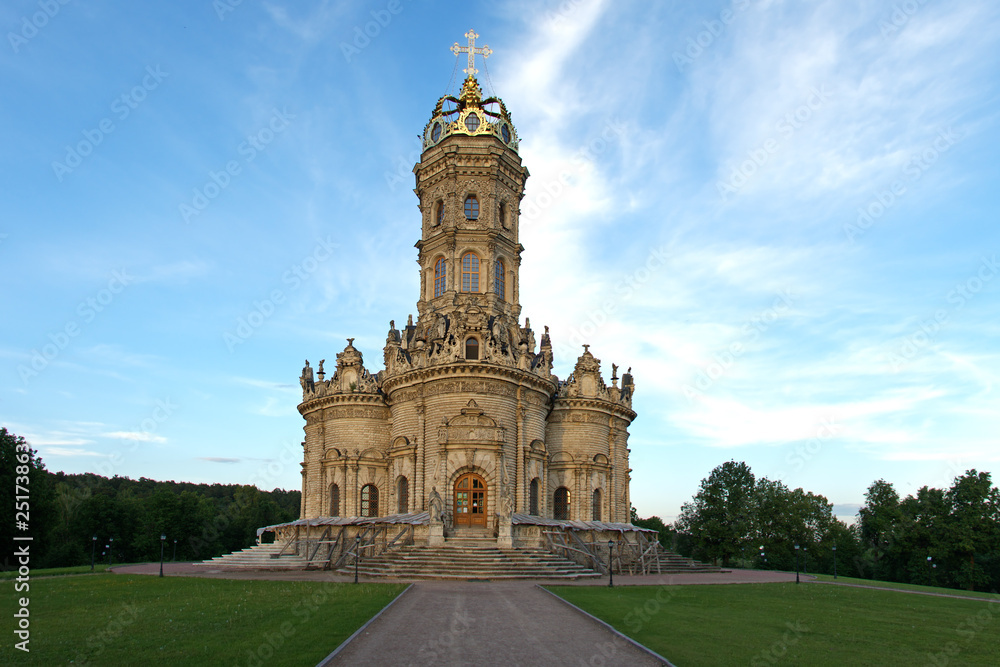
top-left (324, 580), bottom-right (666, 666)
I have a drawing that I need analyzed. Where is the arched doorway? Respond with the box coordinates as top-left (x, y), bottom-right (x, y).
top-left (453, 472), bottom-right (487, 528)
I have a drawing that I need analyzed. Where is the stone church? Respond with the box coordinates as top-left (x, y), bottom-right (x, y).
top-left (295, 32), bottom-right (637, 543)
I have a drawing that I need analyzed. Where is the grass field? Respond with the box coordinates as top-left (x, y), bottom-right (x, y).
top-left (548, 582), bottom-right (999, 666)
top-left (0, 563), bottom-right (119, 579)
top-left (810, 574), bottom-right (1000, 600)
top-left (2, 574), bottom-right (406, 666)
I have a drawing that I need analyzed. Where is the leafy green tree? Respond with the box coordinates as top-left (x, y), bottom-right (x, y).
top-left (857, 479), bottom-right (901, 579)
top-left (676, 460), bottom-right (755, 565)
top-left (1, 428), bottom-right (57, 569)
top-left (945, 470), bottom-right (1000, 591)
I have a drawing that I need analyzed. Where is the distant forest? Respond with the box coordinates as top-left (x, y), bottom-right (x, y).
top-left (636, 460), bottom-right (1000, 594)
top-left (2, 428), bottom-right (299, 570)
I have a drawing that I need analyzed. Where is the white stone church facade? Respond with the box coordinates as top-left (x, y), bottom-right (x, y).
top-left (294, 34), bottom-right (637, 542)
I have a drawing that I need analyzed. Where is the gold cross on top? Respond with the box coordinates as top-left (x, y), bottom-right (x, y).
top-left (452, 29), bottom-right (491, 77)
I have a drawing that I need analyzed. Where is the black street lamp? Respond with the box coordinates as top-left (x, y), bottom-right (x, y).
top-left (803, 547), bottom-right (808, 575)
top-left (107, 538), bottom-right (114, 567)
top-left (927, 555), bottom-right (932, 583)
top-left (159, 534), bottom-right (166, 577)
top-left (794, 543), bottom-right (800, 584)
top-left (833, 545), bottom-right (838, 579)
top-left (91, 535), bottom-right (97, 571)
top-left (759, 545), bottom-right (765, 569)
top-left (172, 539), bottom-right (177, 562)
top-left (354, 535), bottom-right (360, 584)
top-left (608, 540), bottom-right (615, 588)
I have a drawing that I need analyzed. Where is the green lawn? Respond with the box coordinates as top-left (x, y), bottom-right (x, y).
top-left (547, 583), bottom-right (999, 666)
top-left (810, 573), bottom-right (1000, 601)
top-left (2, 574), bottom-right (406, 666)
top-left (0, 563), bottom-right (119, 579)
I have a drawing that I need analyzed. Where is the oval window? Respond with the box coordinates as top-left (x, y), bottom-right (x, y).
top-left (465, 113), bottom-right (480, 132)
top-left (431, 122), bottom-right (442, 142)
top-left (501, 124), bottom-right (510, 143)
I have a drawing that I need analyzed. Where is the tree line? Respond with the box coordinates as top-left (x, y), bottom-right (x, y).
top-left (1, 427), bottom-right (299, 570)
top-left (635, 460), bottom-right (1000, 592)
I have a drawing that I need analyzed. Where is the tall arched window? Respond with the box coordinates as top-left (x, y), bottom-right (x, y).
top-left (529, 478), bottom-right (539, 516)
top-left (461, 252), bottom-right (480, 292)
top-left (465, 337), bottom-right (479, 360)
top-left (434, 257), bottom-right (447, 297)
top-left (397, 476), bottom-right (409, 514)
top-left (435, 200), bottom-right (444, 226)
top-left (494, 258), bottom-right (505, 299)
top-left (361, 484), bottom-right (379, 518)
top-left (554, 487), bottom-right (570, 520)
top-left (592, 488), bottom-right (602, 521)
top-left (329, 483), bottom-right (340, 517)
top-left (464, 195), bottom-right (479, 219)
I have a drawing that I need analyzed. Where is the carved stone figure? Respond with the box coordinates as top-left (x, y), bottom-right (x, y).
top-left (429, 487), bottom-right (444, 523)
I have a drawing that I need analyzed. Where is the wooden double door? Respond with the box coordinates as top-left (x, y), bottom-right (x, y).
top-left (453, 472), bottom-right (487, 527)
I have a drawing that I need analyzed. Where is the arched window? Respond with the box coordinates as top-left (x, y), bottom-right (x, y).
top-left (329, 483), bottom-right (340, 517)
top-left (592, 488), bottom-right (602, 521)
top-left (434, 257), bottom-right (447, 297)
top-left (554, 487), bottom-right (570, 520)
top-left (494, 258), bottom-right (505, 299)
top-left (360, 484), bottom-right (379, 518)
top-left (435, 200), bottom-right (444, 226)
top-left (461, 252), bottom-right (480, 292)
top-left (529, 478), bottom-right (539, 516)
top-left (465, 337), bottom-right (479, 360)
top-left (397, 476), bottom-right (409, 514)
top-left (464, 195), bottom-right (479, 219)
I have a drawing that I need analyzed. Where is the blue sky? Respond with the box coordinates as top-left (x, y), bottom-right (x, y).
top-left (2, 0), bottom-right (998, 524)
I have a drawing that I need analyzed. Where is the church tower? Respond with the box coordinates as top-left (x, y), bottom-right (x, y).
top-left (296, 32), bottom-right (637, 540)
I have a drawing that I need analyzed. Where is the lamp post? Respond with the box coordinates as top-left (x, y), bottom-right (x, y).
top-left (833, 545), bottom-right (838, 579)
top-left (354, 535), bottom-right (360, 584)
top-left (608, 540), bottom-right (614, 588)
top-left (794, 543), bottom-right (800, 584)
top-left (107, 538), bottom-right (114, 567)
top-left (173, 539), bottom-right (177, 562)
top-left (927, 556), bottom-right (932, 584)
top-left (159, 534), bottom-right (166, 577)
top-left (91, 536), bottom-right (97, 571)
top-left (803, 547), bottom-right (808, 575)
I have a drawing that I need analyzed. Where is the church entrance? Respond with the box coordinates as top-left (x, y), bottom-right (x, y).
top-left (453, 472), bottom-right (487, 528)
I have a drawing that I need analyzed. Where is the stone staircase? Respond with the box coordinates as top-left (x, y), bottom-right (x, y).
top-left (643, 550), bottom-right (723, 574)
top-left (199, 543), bottom-right (309, 570)
top-left (338, 544), bottom-right (603, 580)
